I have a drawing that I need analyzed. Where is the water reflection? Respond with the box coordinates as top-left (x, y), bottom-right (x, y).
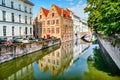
top-left (34, 40), bottom-right (90, 80)
top-left (0, 39), bottom-right (120, 80)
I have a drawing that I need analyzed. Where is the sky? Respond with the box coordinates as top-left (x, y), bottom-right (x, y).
top-left (29, 0), bottom-right (88, 20)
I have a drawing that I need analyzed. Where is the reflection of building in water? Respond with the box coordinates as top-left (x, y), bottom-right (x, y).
top-left (38, 41), bottom-right (73, 77)
top-left (2, 64), bottom-right (34, 80)
top-left (72, 39), bottom-right (90, 62)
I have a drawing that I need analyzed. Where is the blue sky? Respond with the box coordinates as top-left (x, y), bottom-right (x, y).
top-left (29, 0), bottom-right (88, 20)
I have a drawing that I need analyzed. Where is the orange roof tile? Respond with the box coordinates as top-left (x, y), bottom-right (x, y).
top-left (53, 4), bottom-right (62, 16)
top-left (41, 8), bottom-right (49, 17)
top-left (53, 4), bottom-right (72, 19)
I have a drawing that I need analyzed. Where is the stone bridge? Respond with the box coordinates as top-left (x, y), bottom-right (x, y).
top-left (79, 31), bottom-right (92, 38)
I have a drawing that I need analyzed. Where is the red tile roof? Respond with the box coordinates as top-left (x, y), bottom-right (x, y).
top-left (54, 4), bottom-right (62, 16)
top-left (40, 4), bottom-right (72, 19)
top-left (41, 8), bottom-right (49, 17)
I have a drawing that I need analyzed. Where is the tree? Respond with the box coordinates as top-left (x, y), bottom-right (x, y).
top-left (84, 0), bottom-right (120, 36)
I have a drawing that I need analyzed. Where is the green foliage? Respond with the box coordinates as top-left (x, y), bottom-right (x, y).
top-left (85, 0), bottom-right (120, 35)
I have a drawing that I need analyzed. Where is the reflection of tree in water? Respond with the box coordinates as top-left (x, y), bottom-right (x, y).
top-left (93, 48), bottom-right (120, 76)
top-left (84, 48), bottom-right (120, 80)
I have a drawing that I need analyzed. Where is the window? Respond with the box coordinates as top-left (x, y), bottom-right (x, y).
top-left (19, 27), bottom-right (21, 36)
top-left (30, 28), bottom-right (32, 34)
top-left (30, 17), bottom-right (32, 24)
top-left (52, 13), bottom-right (54, 17)
top-left (3, 26), bottom-right (6, 36)
top-left (57, 52), bottom-right (59, 57)
top-left (56, 28), bottom-right (59, 33)
top-left (30, 8), bottom-right (32, 14)
top-left (11, 13), bottom-right (14, 22)
top-left (2, 11), bottom-right (6, 21)
top-left (47, 20), bottom-right (50, 25)
top-left (2, 0), bottom-right (5, 6)
top-left (52, 20), bottom-right (55, 25)
top-left (43, 28), bottom-right (46, 33)
top-left (51, 28), bottom-right (54, 33)
top-left (47, 28), bottom-right (50, 33)
top-left (56, 20), bottom-right (59, 24)
top-left (19, 4), bottom-right (21, 10)
top-left (64, 14), bottom-right (66, 17)
top-left (25, 16), bottom-right (27, 24)
top-left (25, 27), bottom-right (27, 35)
top-left (11, 1), bottom-right (14, 8)
top-left (40, 15), bottom-right (42, 19)
top-left (25, 6), bottom-right (27, 12)
top-left (12, 26), bottom-right (14, 36)
top-left (19, 15), bottom-right (21, 23)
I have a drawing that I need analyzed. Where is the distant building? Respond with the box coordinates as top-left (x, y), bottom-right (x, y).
top-left (33, 17), bottom-right (42, 38)
top-left (71, 13), bottom-right (80, 39)
top-left (35, 4), bottom-right (73, 42)
top-left (0, 0), bottom-right (34, 39)
top-left (80, 19), bottom-right (89, 32)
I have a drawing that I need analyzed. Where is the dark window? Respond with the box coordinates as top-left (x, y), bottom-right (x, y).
top-left (47, 20), bottom-right (50, 25)
top-left (56, 20), bottom-right (59, 24)
top-left (11, 1), bottom-right (14, 8)
top-left (30, 28), bottom-right (32, 34)
top-left (40, 15), bottom-right (42, 19)
top-left (19, 4), bottom-right (21, 10)
top-left (25, 6), bottom-right (27, 12)
top-left (19, 27), bottom-right (21, 36)
top-left (30, 8), bottom-right (32, 14)
top-left (12, 26), bottom-right (14, 36)
top-left (52, 13), bottom-right (54, 17)
top-left (30, 17), bottom-right (32, 24)
top-left (52, 28), bottom-right (54, 33)
top-left (47, 28), bottom-right (50, 33)
top-left (25, 16), bottom-right (27, 24)
top-left (19, 15), bottom-right (21, 23)
top-left (3, 26), bottom-right (6, 36)
top-left (25, 27), bottom-right (27, 35)
top-left (11, 13), bottom-right (14, 22)
top-left (2, 0), bottom-right (5, 6)
top-left (2, 11), bottom-right (6, 21)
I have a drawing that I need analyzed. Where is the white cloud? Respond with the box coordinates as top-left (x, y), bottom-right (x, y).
top-left (69, 0), bottom-right (88, 20)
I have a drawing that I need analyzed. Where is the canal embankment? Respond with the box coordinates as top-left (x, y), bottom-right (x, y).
top-left (97, 34), bottom-right (120, 70)
top-left (0, 39), bottom-right (61, 64)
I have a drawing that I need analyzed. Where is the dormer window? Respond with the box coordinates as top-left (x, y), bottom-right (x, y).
top-left (40, 15), bottom-right (42, 19)
top-left (64, 14), bottom-right (66, 17)
top-left (52, 13), bottom-right (54, 17)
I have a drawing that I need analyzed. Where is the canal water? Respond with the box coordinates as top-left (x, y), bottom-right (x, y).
top-left (0, 39), bottom-right (120, 80)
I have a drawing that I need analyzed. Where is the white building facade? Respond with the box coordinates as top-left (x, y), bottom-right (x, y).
top-left (71, 14), bottom-right (81, 40)
top-left (0, 0), bottom-right (34, 39)
top-left (80, 19), bottom-right (89, 32)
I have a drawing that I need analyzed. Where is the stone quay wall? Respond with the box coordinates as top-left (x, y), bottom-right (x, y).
top-left (0, 39), bottom-right (61, 63)
top-left (97, 34), bottom-right (120, 70)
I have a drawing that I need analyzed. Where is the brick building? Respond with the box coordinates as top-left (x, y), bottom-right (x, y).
top-left (35, 4), bottom-right (73, 42)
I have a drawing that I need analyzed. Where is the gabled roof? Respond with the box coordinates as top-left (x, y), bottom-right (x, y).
top-left (41, 8), bottom-right (49, 17)
top-left (39, 4), bottom-right (72, 19)
top-left (63, 9), bottom-right (72, 19)
top-left (52, 4), bottom-right (72, 19)
top-left (53, 4), bottom-right (62, 16)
